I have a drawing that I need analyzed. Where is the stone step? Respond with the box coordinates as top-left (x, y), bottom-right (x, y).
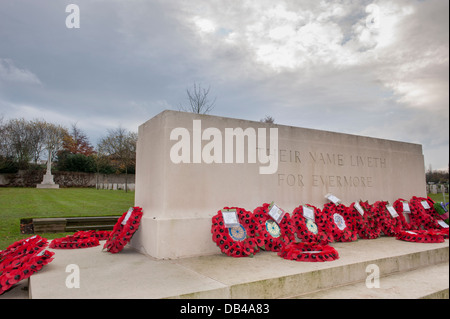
top-left (288, 262), bottom-right (449, 299)
top-left (26, 237), bottom-right (448, 299)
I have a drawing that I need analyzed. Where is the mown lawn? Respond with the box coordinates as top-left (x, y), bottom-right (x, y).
top-left (428, 192), bottom-right (449, 204)
top-left (0, 187), bottom-right (135, 250)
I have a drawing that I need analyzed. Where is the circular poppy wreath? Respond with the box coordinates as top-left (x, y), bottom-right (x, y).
top-left (90, 230), bottom-right (112, 241)
top-left (1, 249), bottom-right (54, 295)
top-left (252, 203), bottom-right (295, 252)
top-left (278, 242), bottom-right (339, 262)
top-left (1, 236), bottom-right (54, 295)
top-left (376, 200), bottom-right (409, 236)
top-left (409, 196), bottom-right (441, 230)
top-left (291, 205), bottom-right (331, 245)
top-left (396, 229), bottom-right (445, 243)
top-left (211, 207), bottom-right (259, 257)
top-left (103, 207), bottom-right (143, 254)
top-left (0, 235), bottom-right (48, 263)
top-left (321, 203), bottom-right (357, 242)
top-left (50, 231), bottom-right (101, 249)
top-left (436, 228), bottom-right (449, 239)
top-left (348, 201), bottom-right (381, 239)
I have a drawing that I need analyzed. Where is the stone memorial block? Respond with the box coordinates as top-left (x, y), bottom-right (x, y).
top-left (131, 110), bottom-right (426, 259)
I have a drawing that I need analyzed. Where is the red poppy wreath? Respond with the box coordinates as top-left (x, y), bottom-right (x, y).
top-left (376, 200), bottom-right (409, 236)
top-left (348, 201), bottom-right (381, 239)
top-left (211, 207), bottom-right (259, 257)
top-left (0, 235), bottom-right (48, 262)
top-left (50, 231), bottom-right (101, 249)
top-left (253, 203), bottom-right (295, 252)
top-left (395, 229), bottom-right (445, 243)
top-left (278, 242), bottom-right (339, 262)
top-left (291, 205), bottom-right (331, 245)
top-left (321, 203), bottom-right (357, 242)
top-left (103, 207), bottom-right (143, 254)
top-left (409, 196), bottom-right (441, 230)
top-left (1, 236), bottom-right (54, 295)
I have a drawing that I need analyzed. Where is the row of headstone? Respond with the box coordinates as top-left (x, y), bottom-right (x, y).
top-left (97, 183), bottom-right (135, 191)
top-left (426, 184), bottom-right (448, 194)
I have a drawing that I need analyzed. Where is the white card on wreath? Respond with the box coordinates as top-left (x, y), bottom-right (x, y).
top-left (437, 220), bottom-right (449, 228)
top-left (325, 193), bottom-right (341, 205)
top-left (268, 202), bottom-right (285, 224)
top-left (354, 202), bottom-right (365, 216)
top-left (302, 205), bottom-right (315, 221)
top-left (221, 209), bottom-right (240, 228)
top-left (402, 202), bottom-right (411, 213)
top-left (121, 207), bottom-right (133, 225)
top-left (421, 201), bottom-right (431, 209)
top-left (386, 204), bottom-right (399, 218)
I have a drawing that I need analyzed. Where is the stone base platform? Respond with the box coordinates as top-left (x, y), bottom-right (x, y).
top-left (10, 237), bottom-right (449, 299)
top-left (36, 184), bottom-right (60, 189)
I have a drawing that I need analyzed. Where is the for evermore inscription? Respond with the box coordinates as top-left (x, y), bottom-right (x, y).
top-left (276, 150), bottom-right (387, 189)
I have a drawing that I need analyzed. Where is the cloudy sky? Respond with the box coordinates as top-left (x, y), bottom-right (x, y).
top-left (0, 0), bottom-right (448, 170)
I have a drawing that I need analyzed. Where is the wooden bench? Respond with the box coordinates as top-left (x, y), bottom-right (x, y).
top-left (65, 216), bottom-right (120, 232)
top-left (22, 216), bottom-right (121, 234)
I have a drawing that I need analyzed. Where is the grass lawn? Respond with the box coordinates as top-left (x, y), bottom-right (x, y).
top-left (0, 187), bottom-right (135, 250)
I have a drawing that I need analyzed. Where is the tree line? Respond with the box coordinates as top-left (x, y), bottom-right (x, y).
top-left (0, 117), bottom-right (137, 176)
top-left (426, 165), bottom-right (449, 185)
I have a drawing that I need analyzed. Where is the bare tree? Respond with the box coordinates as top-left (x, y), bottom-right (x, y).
top-left (1, 118), bottom-right (35, 169)
top-left (260, 115), bottom-right (275, 124)
top-left (179, 82), bottom-right (216, 114)
top-left (42, 122), bottom-right (67, 173)
top-left (29, 119), bottom-right (47, 164)
top-left (97, 127), bottom-right (137, 192)
top-left (0, 118), bottom-right (65, 170)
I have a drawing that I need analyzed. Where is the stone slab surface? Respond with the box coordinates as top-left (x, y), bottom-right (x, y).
top-left (22, 237), bottom-right (448, 299)
top-left (292, 262), bottom-right (449, 299)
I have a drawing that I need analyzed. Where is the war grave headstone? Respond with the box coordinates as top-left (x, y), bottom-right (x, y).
top-left (131, 110), bottom-right (426, 259)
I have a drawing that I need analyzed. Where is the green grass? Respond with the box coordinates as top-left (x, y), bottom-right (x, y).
top-left (0, 188), bottom-right (134, 250)
top-left (427, 192), bottom-right (449, 204)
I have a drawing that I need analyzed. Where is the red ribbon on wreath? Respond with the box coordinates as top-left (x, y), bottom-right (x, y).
top-left (103, 207), bottom-right (143, 254)
top-left (278, 242), bottom-right (339, 262)
top-left (211, 207), bottom-right (259, 257)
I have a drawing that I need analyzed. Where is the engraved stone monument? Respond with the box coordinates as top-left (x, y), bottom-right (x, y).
top-left (131, 110), bottom-right (426, 259)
